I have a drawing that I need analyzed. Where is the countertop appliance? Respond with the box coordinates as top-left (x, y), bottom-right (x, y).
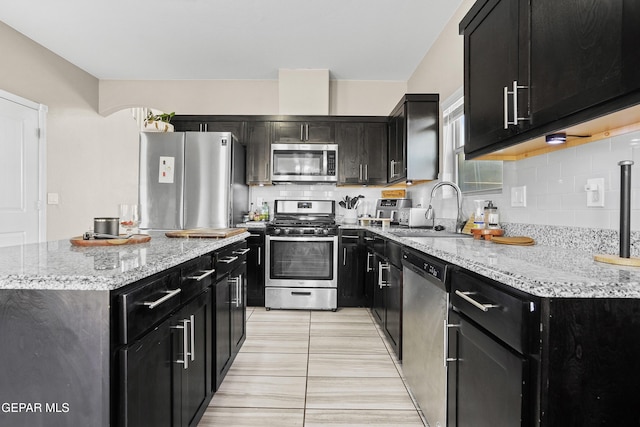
top-left (402, 248), bottom-right (451, 427)
top-left (375, 198), bottom-right (412, 224)
top-left (265, 200), bottom-right (338, 310)
top-left (271, 143), bottom-right (338, 183)
top-left (398, 207), bottom-right (431, 227)
top-left (139, 132), bottom-right (248, 230)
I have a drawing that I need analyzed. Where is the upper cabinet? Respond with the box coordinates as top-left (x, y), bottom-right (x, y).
top-left (460, 0), bottom-right (640, 159)
top-left (337, 121), bottom-right (387, 185)
top-left (171, 116), bottom-right (245, 138)
top-left (245, 121), bottom-right (272, 185)
top-left (273, 121), bottom-right (335, 143)
top-left (388, 94), bottom-right (439, 184)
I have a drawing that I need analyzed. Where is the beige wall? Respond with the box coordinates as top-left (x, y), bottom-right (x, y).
top-left (99, 79), bottom-right (406, 117)
top-left (407, 0), bottom-right (474, 100)
top-left (0, 21), bottom-right (139, 241)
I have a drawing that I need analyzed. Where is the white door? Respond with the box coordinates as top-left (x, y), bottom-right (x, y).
top-left (0, 91), bottom-right (46, 247)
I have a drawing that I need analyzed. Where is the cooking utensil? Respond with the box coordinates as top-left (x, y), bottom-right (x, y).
top-left (339, 201), bottom-right (347, 208)
top-left (94, 217), bottom-right (119, 236)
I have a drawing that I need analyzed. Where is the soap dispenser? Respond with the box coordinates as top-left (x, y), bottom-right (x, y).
top-left (484, 201), bottom-right (500, 229)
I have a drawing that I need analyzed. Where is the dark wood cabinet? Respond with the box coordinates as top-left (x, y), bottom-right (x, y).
top-left (460, 0), bottom-right (640, 158)
top-left (388, 94), bottom-right (439, 183)
top-left (171, 116), bottom-right (244, 138)
top-left (245, 121), bottom-right (272, 185)
top-left (214, 274), bottom-right (231, 390)
top-left (529, 0), bottom-right (640, 125)
top-left (274, 121), bottom-right (335, 143)
top-left (338, 229), bottom-right (370, 307)
top-left (119, 318), bottom-right (174, 427)
top-left (337, 122), bottom-right (387, 185)
top-left (173, 290), bottom-right (211, 427)
top-left (383, 241), bottom-right (403, 359)
top-left (229, 260), bottom-right (247, 356)
top-left (213, 242), bottom-right (248, 390)
top-left (366, 234), bottom-right (402, 359)
top-left (247, 229), bottom-right (265, 306)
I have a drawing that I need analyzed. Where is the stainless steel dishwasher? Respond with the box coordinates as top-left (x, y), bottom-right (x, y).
top-left (402, 248), bottom-right (450, 427)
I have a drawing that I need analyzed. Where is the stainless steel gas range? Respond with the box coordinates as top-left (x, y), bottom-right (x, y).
top-left (265, 200), bottom-right (338, 311)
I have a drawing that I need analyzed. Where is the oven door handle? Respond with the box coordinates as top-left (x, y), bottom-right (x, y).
top-left (267, 236), bottom-right (337, 242)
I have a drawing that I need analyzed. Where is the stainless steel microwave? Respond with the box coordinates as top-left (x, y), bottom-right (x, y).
top-left (271, 143), bottom-right (338, 183)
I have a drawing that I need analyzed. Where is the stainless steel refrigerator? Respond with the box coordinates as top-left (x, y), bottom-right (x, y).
top-left (139, 131), bottom-right (248, 230)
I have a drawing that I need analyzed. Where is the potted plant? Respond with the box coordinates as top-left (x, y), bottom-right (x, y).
top-left (143, 111), bottom-right (175, 132)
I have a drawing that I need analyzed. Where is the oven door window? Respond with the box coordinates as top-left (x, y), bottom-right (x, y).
top-left (273, 150), bottom-right (324, 176)
top-left (269, 239), bottom-right (334, 280)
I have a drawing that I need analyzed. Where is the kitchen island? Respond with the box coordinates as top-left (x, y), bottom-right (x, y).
top-left (0, 231), bottom-right (248, 427)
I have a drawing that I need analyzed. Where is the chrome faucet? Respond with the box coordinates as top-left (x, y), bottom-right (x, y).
top-left (425, 181), bottom-right (466, 233)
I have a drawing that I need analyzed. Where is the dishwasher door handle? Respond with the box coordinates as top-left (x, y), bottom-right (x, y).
top-left (455, 290), bottom-right (500, 312)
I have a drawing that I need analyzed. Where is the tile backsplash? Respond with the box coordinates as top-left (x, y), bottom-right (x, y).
top-left (250, 128), bottom-right (640, 232)
top-left (410, 129), bottom-right (640, 231)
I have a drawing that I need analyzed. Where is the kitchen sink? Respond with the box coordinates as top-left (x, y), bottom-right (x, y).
top-left (389, 229), bottom-right (472, 239)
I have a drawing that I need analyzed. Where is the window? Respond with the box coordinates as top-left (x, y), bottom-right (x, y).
top-left (442, 90), bottom-right (502, 194)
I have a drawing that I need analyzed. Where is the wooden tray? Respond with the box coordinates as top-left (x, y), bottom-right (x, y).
top-left (70, 234), bottom-right (151, 247)
top-left (491, 236), bottom-right (535, 246)
top-left (165, 228), bottom-right (247, 238)
top-left (471, 228), bottom-right (504, 240)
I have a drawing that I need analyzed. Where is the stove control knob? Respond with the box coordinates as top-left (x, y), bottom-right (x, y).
top-left (323, 228), bottom-right (329, 235)
top-left (283, 228), bottom-right (290, 235)
top-left (273, 228), bottom-right (281, 235)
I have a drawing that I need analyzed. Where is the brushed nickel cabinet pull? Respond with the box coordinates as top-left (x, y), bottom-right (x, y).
top-left (143, 288), bottom-right (181, 309)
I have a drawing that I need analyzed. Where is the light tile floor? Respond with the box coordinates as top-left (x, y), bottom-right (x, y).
top-left (199, 307), bottom-right (427, 427)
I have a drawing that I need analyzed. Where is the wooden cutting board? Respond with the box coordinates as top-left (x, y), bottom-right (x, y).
top-left (165, 228), bottom-right (247, 238)
top-left (491, 236), bottom-right (535, 246)
top-left (70, 234), bottom-right (151, 247)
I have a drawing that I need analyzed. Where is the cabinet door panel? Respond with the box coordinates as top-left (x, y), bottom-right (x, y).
top-left (245, 122), bottom-right (271, 184)
top-left (363, 123), bottom-right (387, 184)
top-left (385, 264), bottom-right (402, 359)
top-left (119, 321), bottom-right (173, 427)
top-left (215, 278), bottom-right (231, 390)
top-left (274, 122), bottom-right (335, 143)
top-left (337, 122), bottom-right (363, 184)
top-left (451, 317), bottom-right (527, 427)
top-left (464, 0), bottom-right (523, 155)
top-left (178, 291), bottom-right (210, 427)
top-left (530, 0), bottom-right (640, 124)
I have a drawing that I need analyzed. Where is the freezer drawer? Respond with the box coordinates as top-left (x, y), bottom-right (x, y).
top-left (265, 287), bottom-right (337, 310)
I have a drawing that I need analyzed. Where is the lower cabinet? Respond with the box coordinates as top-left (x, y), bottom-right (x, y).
top-left (115, 243), bottom-right (248, 427)
top-left (173, 290), bottom-right (211, 427)
top-left (246, 229), bottom-right (265, 306)
top-left (338, 229), bottom-right (370, 307)
top-left (118, 317), bottom-right (174, 427)
top-left (366, 233), bottom-right (403, 360)
top-left (214, 242), bottom-right (248, 390)
top-left (118, 287), bottom-right (212, 427)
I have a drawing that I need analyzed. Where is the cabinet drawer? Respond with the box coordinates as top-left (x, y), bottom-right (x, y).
top-left (266, 287), bottom-right (337, 310)
top-left (450, 268), bottom-right (538, 354)
top-left (215, 242), bottom-right (249, 279)
top-left (180, 255), bottom-right (215, 303)
top-left (117, 270), bottom-right (181, 345)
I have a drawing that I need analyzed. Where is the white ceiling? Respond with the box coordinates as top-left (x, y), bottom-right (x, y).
top-left (0, 0), bottom-right (463, 81)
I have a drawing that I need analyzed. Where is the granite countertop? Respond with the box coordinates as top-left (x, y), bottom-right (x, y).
top-left (349, 225), bottom-right (640, 299)
top-left (0, 231), bottom-right (250, 291)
